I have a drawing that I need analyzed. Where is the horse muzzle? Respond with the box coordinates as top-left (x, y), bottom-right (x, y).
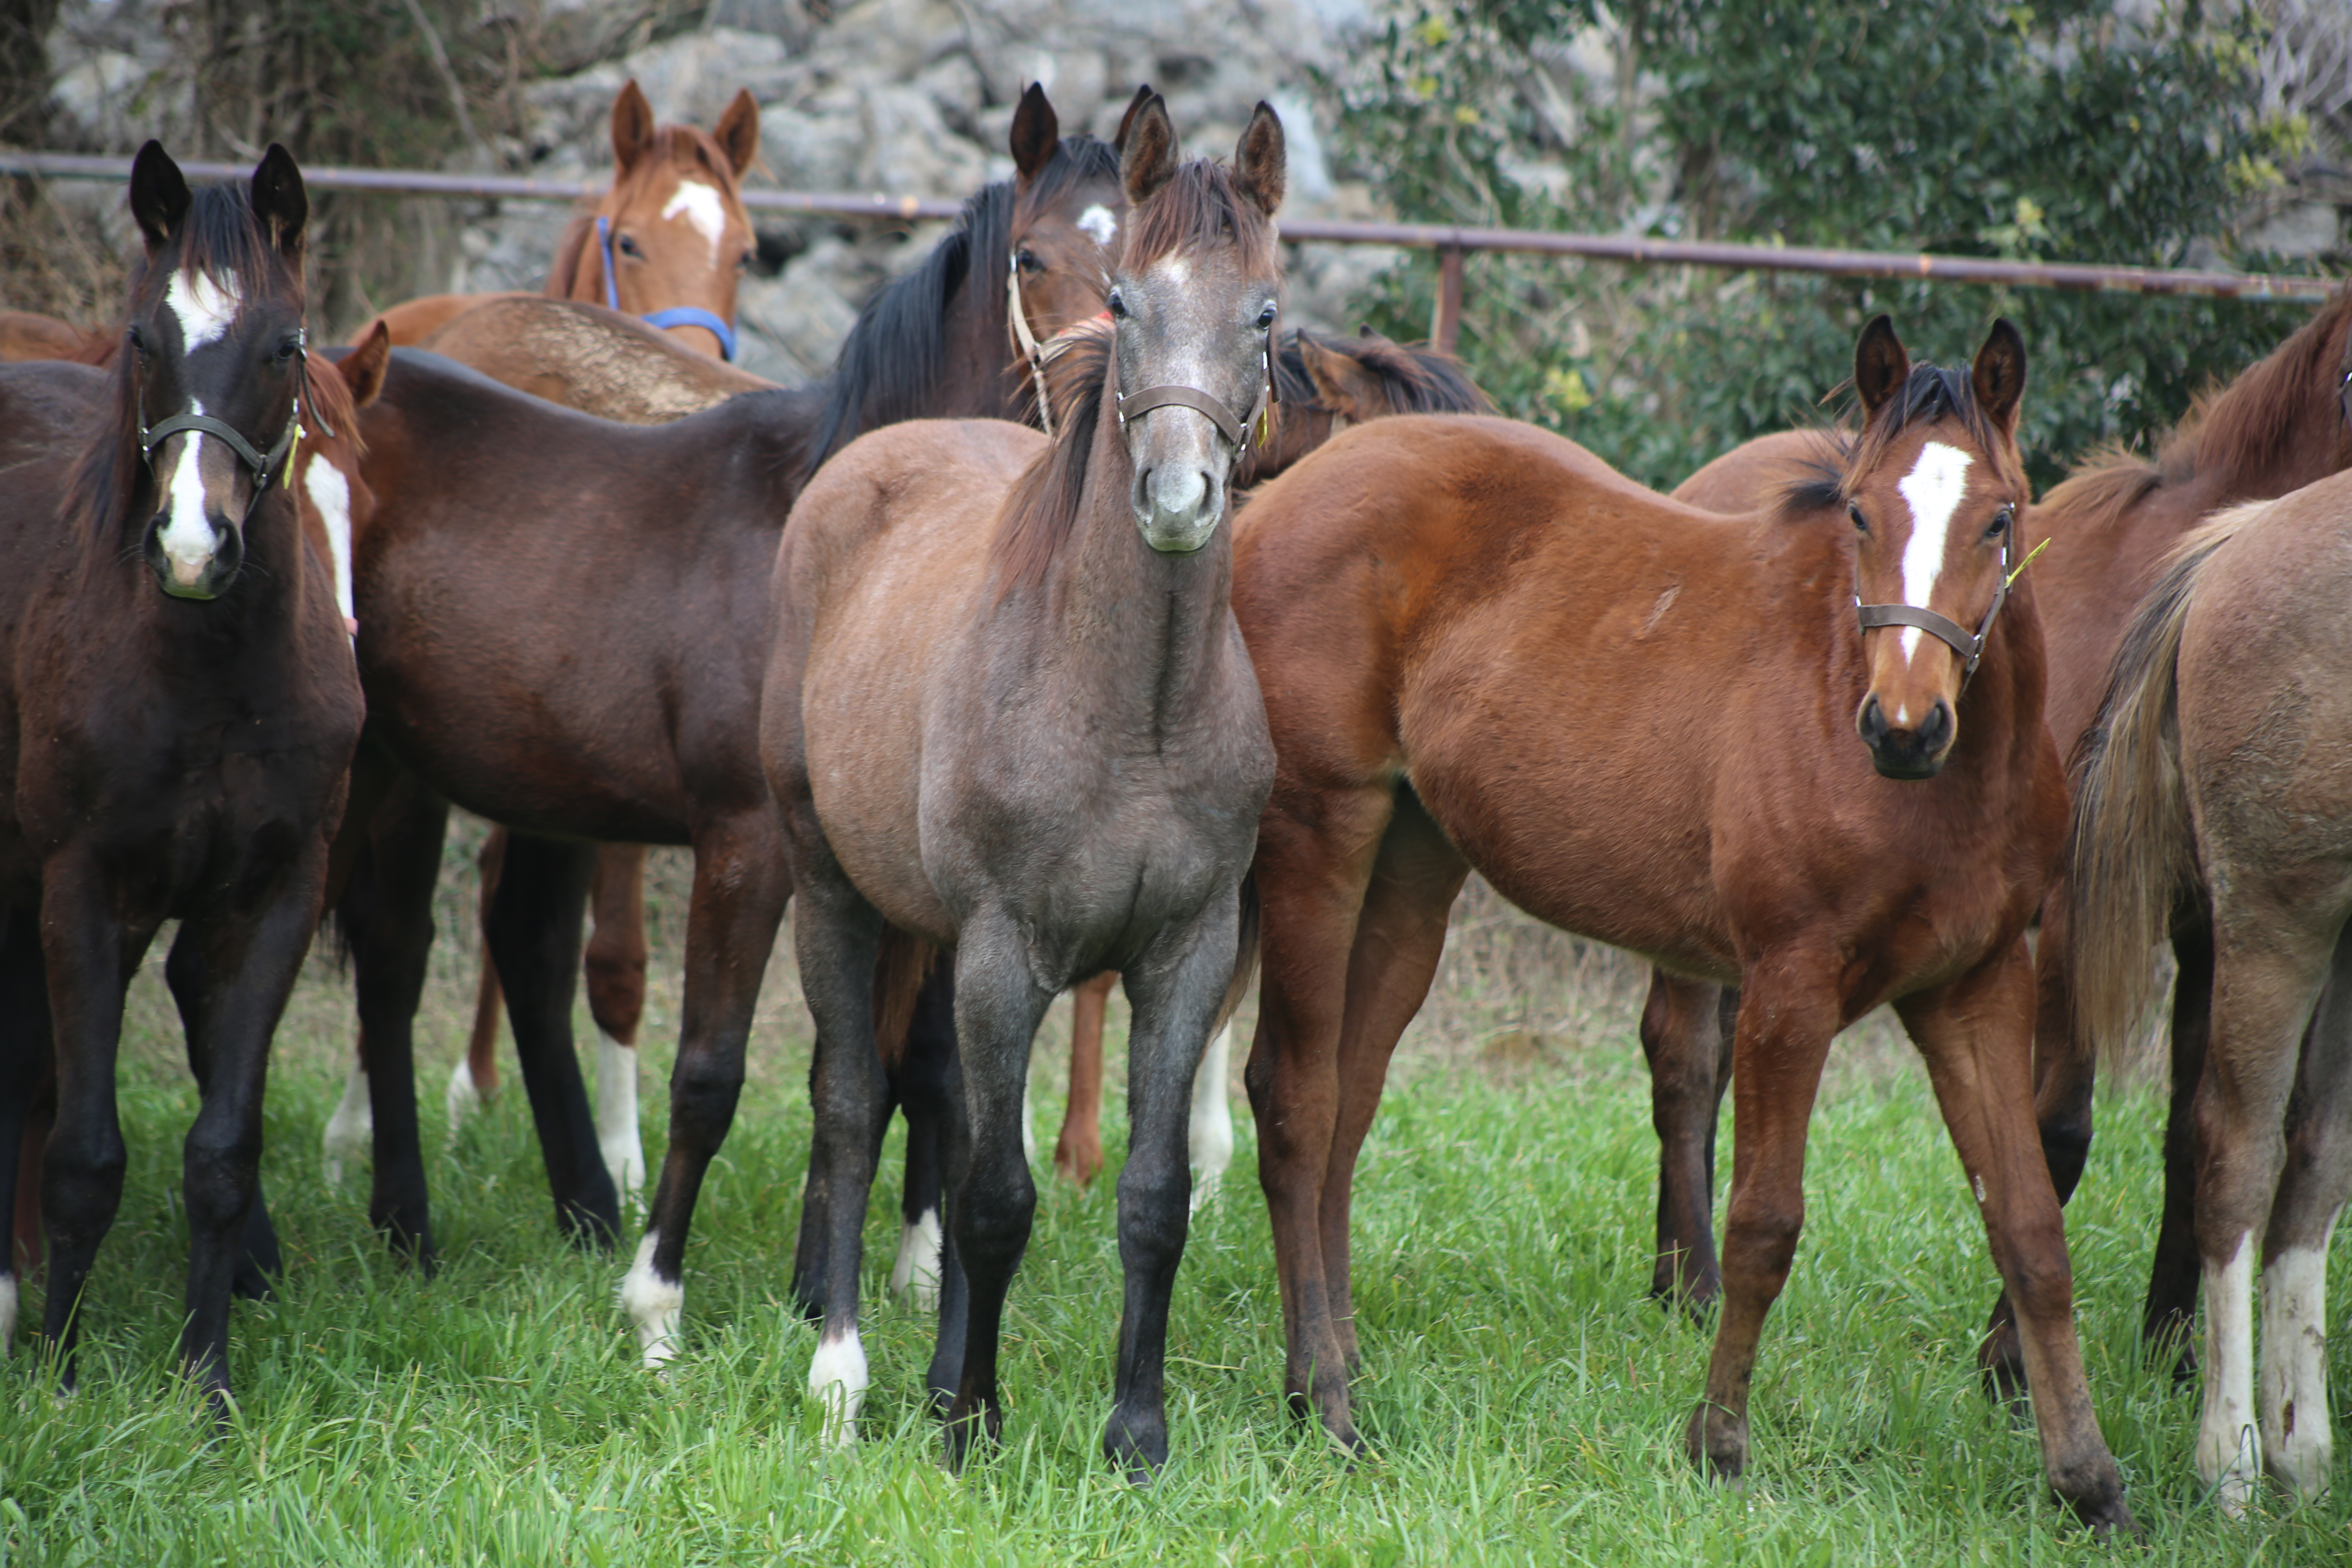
top-left (1856, 693), bottom-right (1953, 780)
top-left (1133, 460), bottom-right (1224, 553)
top-left (145, 507), bottom-right (245, 600)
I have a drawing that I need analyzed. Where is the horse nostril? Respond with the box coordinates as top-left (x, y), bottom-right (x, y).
top-left (1919, 698), bottom-right (1954, 755)
top-left (1856, 695), bottom-right (1888, 747)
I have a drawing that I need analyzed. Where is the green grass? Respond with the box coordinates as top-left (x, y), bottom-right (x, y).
top-left (2, 869), bottom-right (2348, 1564)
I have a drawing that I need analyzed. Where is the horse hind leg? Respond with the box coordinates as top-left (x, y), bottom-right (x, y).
top-left (1641, 969), bottom-right (1730, 1312)
top-left (448, 824), bottom-right (508, 1134)
top-left (889, 958), bottom-right (957, 1312)
top-left (1054, 971), bottom-right (1115, 1184)
top-left (2256, 931), bottom-right (2352, 1502)
top-left (2144, 920), bottom-right (2214, 1382)
top-left (584, 843), bottom-right (652, 1204)
top-left (1187, 1019), bottom-right (1234, 1213)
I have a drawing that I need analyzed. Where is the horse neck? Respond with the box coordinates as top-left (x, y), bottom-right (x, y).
top-left (940, 249), bottom-right (1018, 421)
top-left (2177, 332), bottom-right (2352, 506)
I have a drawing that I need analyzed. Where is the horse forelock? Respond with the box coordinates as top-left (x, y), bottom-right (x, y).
top-left (1013, 132), bottom-right (1122, 225)
top-left (1120, 159), bottom-right (1278, 281)
top-left (613, 123), bottom-right (746, 206)
top-left (1842, 362), bottom-right (2021, 502)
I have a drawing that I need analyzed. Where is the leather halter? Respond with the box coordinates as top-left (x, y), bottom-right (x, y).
top-left (137, 329), bottom-right (318, 495)
top-left (598, 214), bottom-right (740, 362)
top-left (1854, 519), bottom-right (2014, 684)
top-left (1008, 256), bottom-right (1060, 439)
top-left (1114, 332), bottom-right (1276, 456)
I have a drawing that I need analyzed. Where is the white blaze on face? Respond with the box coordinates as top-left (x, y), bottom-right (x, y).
top-left (1077, 204), bottom-right (1119, 247)
top-left (621, 1230), bottom-right (684, 1369)
top-left (301, 455), bottom-right (356, 635)
top-left (661, 178), bottom-right (730, 269)
top-left (807, 1326), bottom-right (870, 1448)
top-left (166, 269), bottom-right (240, 350)
top-left (154, 398), bottom-right (223, 591)
top-left (1892, 441), bottom-right (1974, 666)
top-left (2196, 1231), bottom-right (2261, 1516)
top-left (2259, 1236), bottom-right (2337, 1499)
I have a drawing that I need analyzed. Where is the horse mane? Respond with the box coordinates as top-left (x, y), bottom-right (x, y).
top-left (1289, 327), bottom-right (1491, 415)
top-left (305, 349), bottom-right (362, 454)
top-left (807, 134), bottom-right (1124, 474)
top-left (63, 178), bottom-right (301, 536)
top-left (990, 321), bottom-right (1112, 595)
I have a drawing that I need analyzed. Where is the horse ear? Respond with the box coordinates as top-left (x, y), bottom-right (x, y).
top-left (1853, 314), bottom-right (1909, 421)
top-left (1300, 332), bottom-right (1387, 419)
top-left (341, 321), bottom-right (392, 408)
top-left (129, 140), bottom-right (191, 254)
top-left (713, 89), bottom-right (760, 177)
top-left (1120, 92), bottom-right (1178, 208)
top-left (250, 144), bottom-right (308, 259)
top-left (1009, 83), bottom-right (1059, 183)
top-left (1232, 102), bottom-right (1286, 218)
top-left (1971, 317), bottom-right (2028, 437)
top-left (611, 80), bottom-right (656, 174)
top-left (1113, 84), bottom-right (1154, 153)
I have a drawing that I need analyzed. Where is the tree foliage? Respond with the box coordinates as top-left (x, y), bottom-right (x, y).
top-left (1331, 0), bottom-right (2330, 491)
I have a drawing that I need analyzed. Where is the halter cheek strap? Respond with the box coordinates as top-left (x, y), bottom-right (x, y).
top-left (598, 214), bottom-right (741, 363)
top-left (1009, 256), bottom-right (1058, 440)
top-left (1853, 525), bottom-right (2015, 685)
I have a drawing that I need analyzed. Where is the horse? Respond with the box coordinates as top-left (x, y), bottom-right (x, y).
top-left (1045, 325), bottom-right (1492, 1195)
top-left (360, 80), bottom-right (760, 359)
top-left (0, 311), bottom-right (115, 364)
top-left (2064, 466), bottom-right (2352, 1512)
top-left (0, 144), bottom-right (364, 1409)
top-left (323, 87), bottom-right (1134, 1269)
top-left (1230, 317), bottom-right (2138, 1532)
top-left (1643, 291), bottom-right (2352, 1380)
top-left (754, 96), bottom-right (1283, 1471)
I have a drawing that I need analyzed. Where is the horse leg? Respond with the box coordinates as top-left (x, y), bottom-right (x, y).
top-left (165, 857), bottom-right (327, 1408)
top-left (788, 947), bottom-right (920, 1322)
top-left (1101, 896), bottom-right (1244, 1478)
top-left (1244, 782), bottom-right (1395, 1450)
top-left (480, 833), bottom-right (617, 1245)
top-left (35, 855), bottom-right (153, 1394)
top-left (1642, 970), bottom-right (1730, 1312)
top-left (2144, 921), bottom-right (2214, 1379)
top-left (166, 932), bottom-right (281, 1300)
top-left (2256, 924), bottom-right (2352, 1502)
top-left (1321, 795), bottom-right (1468, 1374)
top-left (448, 825), bottom-right (507, 1131)
top-left (2187, 917), bottom-right (2333, 1513)
top-left (622, 810), bottom-right (792, 1370)
top-left (0, 913), bottom-right (50, 1354)
top-left (1899, 945), bottom-right (2134, 1533)
top-left (348, 772), bottom-right (449, 1266)
top-left (941, 912), bottom-right (1054, 1469)
top-left (889, 962), bottom-right (957, 1311)
top-left (584, 842), bottom-right (651, 1203)
top-left (1188, 1018), bottom-right (1234, 1212)
top-left (1055, 971), bottom-right (1115, 1184)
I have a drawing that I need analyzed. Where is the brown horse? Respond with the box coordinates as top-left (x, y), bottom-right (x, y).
top-left (1231, 318), bottom-right (2137, 1531)
top-left (362, 80), bottom-right (760, 359)
top-left (324, 92), bottom-right (1131, 1269)
top-left (1648, 291), bottom-right (2352, 1376)
top-left (0, 311), bottom-right (115, 364)
top-left (1047, 325), bottom-right (1492, 1195)
top-left (0, 145), bottom-right (364, 1407)
top-left (755, 97), bottom-right (1282, 1470)
top-left (2065, 468), bottom-right (2352, 1511)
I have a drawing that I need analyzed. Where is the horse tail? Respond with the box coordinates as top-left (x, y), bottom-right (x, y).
top-left (2068, 502), bottom-right (2262, 1067)
top-left (1211, 874), bottom-right (1261, 1036)
top-left (872, 927), bottom-right (942, 1070)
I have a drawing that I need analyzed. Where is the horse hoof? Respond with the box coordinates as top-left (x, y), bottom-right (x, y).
top-left (1683, 1403), bottom-right (1747, 1483)
top-left (1102, 1407), bottom-right (1170, 1482)
top-left (1976, 1336), bottom-right (2029, 1411)
top-left (942, 1396), bottom-right (1002, 1472)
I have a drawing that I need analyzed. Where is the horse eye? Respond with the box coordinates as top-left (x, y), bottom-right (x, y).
top-left (275, 334), bottom-right (301, 363)
top-left (1257, 303), bottom-right (1277, 330)
top-left (737, 249), bottom-right (754, 270)
top-left (1108, 290), bottom-right (1128, 319)
top-left (617, 233), bottom-right (642, 258)
top-left (1848, 503), bottom-right (1867, 533)
top-left (127, 323), bottom-right (150, 356)
top-left (1987, 506), bottom-right (2013, 539)
top-left (1016, 248), bottom-right (1042, 274)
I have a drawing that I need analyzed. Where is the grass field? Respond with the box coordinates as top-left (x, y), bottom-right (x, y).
top-left (3, 841), bottom-right (2347, 1565)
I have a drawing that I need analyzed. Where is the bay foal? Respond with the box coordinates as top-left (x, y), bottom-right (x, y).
top-left (0, 145), bottom-right (363, 1406)
top-left (753, 97), bottom-right (1281, 1470)
top-left (1232, 319), bottom-right (2136, 1531)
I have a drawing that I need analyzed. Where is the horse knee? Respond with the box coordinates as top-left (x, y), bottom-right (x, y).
top-left (1720, 1205), bottom-right (1802, 1283)
top-left (667, 1053), bottom-right (742, 1145)
top-left (182, 1129), bottom-right (260, 1233)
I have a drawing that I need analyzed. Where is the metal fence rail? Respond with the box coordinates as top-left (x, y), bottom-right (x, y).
top-left (7, 149), bottom-right (2334, 352)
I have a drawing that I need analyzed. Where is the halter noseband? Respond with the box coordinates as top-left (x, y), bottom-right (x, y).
top-left (1113, 328), bottom-right (1276, 458)
top-left (1853, 520), bottom-right (2015, 685)
top-left (137, 328), bottom-right (318, 495)
top-left (598, 214), bottom-right (740, 362)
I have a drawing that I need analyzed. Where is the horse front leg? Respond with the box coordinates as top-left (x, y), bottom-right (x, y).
top-left (1900, 944), bottom-right (2135, 1536)
top-left (0, 912), bottom-right (51, 1355)
top-left (166, 933), bottom-right (280, 1300)
top-left (1640, 969), bottom-right (1731, 1312)
top-left (623, 811), bottom-right (791, 1372)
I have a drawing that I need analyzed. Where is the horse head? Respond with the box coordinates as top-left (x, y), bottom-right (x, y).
top-left (581, 79), bottom-right (760, 361)
top-left (1842, 314), bottom-right (2030, 780)
top-left (1003, 84), bottom-right (1139, 348)
top-left (1107, 95), bottom-right (1286, 553)
top-left (123, 140), bottom-right (311, 601)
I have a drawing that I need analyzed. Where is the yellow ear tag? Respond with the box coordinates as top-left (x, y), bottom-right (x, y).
top-left (282, 426), bottom-right (305, 488)
top-left (2004, 535), bottom-right (2049, 590)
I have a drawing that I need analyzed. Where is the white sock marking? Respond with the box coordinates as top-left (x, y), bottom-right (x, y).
top-left (301, 455), bottom-right (356, 639)
top-left (1189, 1022), bottom-right (1234, 1213)
top-left (444, 1055), bottom-right (483, 1134)
top-left (807, 1326), bottom-right (869, 1449)
top-left (154, 399), bottom-right (222, 592)
top-left (1077, 204), bottom-right (1118, 247)
top-left (660, 179), bottom-right (729, 269)
top-left (595, 1031), bottom-right (645, 1204)
top-left (0, 1272), bottom-right (16, 1357)
top-left (620, 1229), bottom-right (683, 1369)
top-left (2197, 1231), bottom-right (2261, 1515)
top-left (888, 1206), bottom-right (942, 1310)
top-left (321, 1062), bottom-right (372, 1184)
top-left (1022, 1072), bottom-right (1038, 1170)
top-left (165, 270), bottom-right (239, 349)
top-left (2260, 1232), bottom-right (2337, 1499)
top-left (1891, 441), bottom-right (1973, 667)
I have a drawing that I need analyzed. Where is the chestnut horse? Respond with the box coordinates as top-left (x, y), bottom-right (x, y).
top-left (2065, 468), bottom-right (2352, 1511)
top-left (1232, 319), bottom-right (2136, 1531)
top-left (754, 98), bottom-right (1282, 1470)
top-left (325, 91), bottom-right (1129, 1266)
top-left (0, 145), bottom-right (363, 1408)
top-left (1645, 290), bottom-right (2352, 1381)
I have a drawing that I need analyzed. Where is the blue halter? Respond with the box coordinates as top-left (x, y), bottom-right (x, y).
top-left (597, 214), bottom-right (740, 362)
